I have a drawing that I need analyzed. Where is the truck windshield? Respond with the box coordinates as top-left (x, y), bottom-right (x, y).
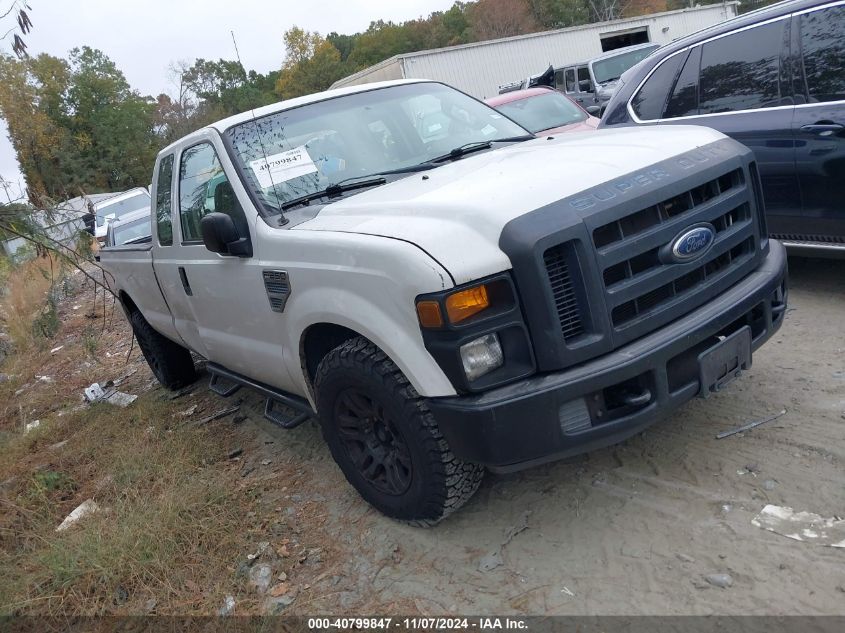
top-left (95, 191), bottom-right (150, 227)
top-left (493, 92), bottom-right (587, 133)
top-left (225, 82), bottom-right (527, 215)
top-left (591, 46), bottom-right (658, 84)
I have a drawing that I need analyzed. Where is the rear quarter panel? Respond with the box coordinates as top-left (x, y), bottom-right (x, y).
top-left (100, 245), bottom-right (181, 344)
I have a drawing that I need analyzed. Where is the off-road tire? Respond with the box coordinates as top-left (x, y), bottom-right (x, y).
top-left (314, 337), bottom-right (484, 526)
top-left (129, 310), bottom-right (196, 390)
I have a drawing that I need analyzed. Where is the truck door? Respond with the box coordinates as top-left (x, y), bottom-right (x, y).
top-left (575, 65), bottom-right (596, 108)
top-left (149, 152), bottom-right (209, 357)
top-left (166, 131), bottom-right (297, 390)
top-left (791, 3), bottom-right (845, 241)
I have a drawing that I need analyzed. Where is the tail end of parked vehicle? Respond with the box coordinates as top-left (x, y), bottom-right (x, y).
top-left (314, 337), bottom-right (484, 525)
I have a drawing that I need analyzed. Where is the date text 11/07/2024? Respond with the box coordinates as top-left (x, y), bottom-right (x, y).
top-left (307, 617), bottom-right (529, 630)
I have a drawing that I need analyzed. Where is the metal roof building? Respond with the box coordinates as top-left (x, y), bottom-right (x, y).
top-left (331, 3), bottom-right (739, 99)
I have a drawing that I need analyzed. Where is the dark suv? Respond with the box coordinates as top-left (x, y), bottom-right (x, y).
top-left (600, 0), bottom-right (845, 256)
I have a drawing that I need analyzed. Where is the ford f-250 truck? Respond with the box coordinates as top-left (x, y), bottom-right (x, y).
top-left (100, 79), bottom-right (788, 525)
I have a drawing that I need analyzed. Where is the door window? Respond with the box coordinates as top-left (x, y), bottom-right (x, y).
top-left (178, 142), bottom-right (248, 243)
top-left (630, 52), bottom-right (684, 121)
top-left (664, 47), bottom-right (702, 119)
top-left (155, 154), bottom-right (174, 246)
top-left (577, 66), bottom-right (591, 92)
top-left (553, 69), bottom-right (565, 91)
top-left (564, 69), bottom-right (576, 93)
top-left (799, 4), bottom-right (845, 103)
top-left (698, 20), bottom-right (786, 115)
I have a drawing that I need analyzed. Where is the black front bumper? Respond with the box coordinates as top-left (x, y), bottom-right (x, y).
top-left (427, 240), bottom-right (788, 473)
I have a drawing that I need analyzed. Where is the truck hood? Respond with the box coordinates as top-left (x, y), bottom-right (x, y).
top-left (295, 125), bottom-right (729, 285)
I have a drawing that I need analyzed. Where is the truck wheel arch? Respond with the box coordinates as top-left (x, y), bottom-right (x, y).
top-left (118, 290), bottom-right (140, 319)
top-left (299, 322), bottom-right (362, 396)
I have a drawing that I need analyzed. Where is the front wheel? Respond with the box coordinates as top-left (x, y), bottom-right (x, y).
top-left (314, 337), bottom-right (484, 525)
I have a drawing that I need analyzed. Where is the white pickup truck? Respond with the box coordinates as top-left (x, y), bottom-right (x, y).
top-left (101, 79), bottom-right (788, 524)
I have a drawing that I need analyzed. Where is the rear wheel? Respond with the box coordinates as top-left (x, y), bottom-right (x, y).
top-left (129, 310), bottom-right (196, 390)
top-left (314, 337), bottom-right (484, 525)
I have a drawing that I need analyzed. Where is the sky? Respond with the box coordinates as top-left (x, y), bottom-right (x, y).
top-left (0, 0), bottom-right (458, 202)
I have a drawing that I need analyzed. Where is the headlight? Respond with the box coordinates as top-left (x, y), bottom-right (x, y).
top-left (416, 281), bottom-right (509, 329)
top-left (415, 274), bottom-right (535, 391)
top-left (460, 333), bottom-right (504, 381)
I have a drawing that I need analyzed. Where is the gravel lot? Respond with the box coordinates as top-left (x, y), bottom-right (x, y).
top-left (230, 255), bottom-right (845, 615)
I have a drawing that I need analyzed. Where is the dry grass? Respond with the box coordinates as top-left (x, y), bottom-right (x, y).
top-left (0, 396), bottom-right (251, 615)
top-left (0, 258), bottom-right (259, 615)
top-left (0, 255), bottom-right (62, 351)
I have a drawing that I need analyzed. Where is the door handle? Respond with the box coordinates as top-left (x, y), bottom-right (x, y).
top-left (178, 266), bottom-right (193, 296)
top-left (800, 122), bottom-right (844, 136)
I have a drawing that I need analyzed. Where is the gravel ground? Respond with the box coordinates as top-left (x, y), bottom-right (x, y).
top-left (230, 255), bottom-right (844, 616)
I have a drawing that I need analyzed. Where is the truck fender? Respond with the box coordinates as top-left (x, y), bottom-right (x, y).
top-left (288, 287), bottom-right (458, 402)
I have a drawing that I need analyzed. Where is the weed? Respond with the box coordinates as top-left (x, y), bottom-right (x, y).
top-left (31, 470), bottom-right (76, 496)
top-left (82, 325), bottom-right (98, 358)
top-left (32, 295), bottom-right (60, 340)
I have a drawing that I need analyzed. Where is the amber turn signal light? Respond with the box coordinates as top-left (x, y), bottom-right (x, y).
top-left (445, 284), bottom-right (489, 324)
top-left (416, 300), bottom-right (444, 328)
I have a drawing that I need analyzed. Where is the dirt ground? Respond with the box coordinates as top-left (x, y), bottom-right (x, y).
top-left (224, 255), bottom-right (845, 616)
top-left (3, 255), bottom-right (843, 615)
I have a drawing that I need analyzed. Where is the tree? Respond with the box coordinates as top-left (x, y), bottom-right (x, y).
top-left (467, 0), bottom-right (540, 40)
top-left (529, 0), bottom-right (591, 28)
top-left (327, 32), bottom-right (356, 62)
top-left (0, 48), bottom-right (159, 205)
top-left (275, 28), bottom-right (346, 100)
top-left (0, 0), bottom-right (33, 57)
top-left (583, 0), bottom-right (631, 22)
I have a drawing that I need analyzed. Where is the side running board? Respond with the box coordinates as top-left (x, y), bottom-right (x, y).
top-left (207, 362), bottom-right (315, 430)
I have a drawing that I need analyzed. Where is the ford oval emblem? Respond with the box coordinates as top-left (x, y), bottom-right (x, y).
top-left (662, 223), bottom-right (716, 263)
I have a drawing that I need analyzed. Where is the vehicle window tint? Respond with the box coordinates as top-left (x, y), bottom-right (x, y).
top-left (178, 142), bottom-right (248, 243)
top-left (553, 69), bottom-right (565, 91)
top-left (631, 52), bottom-right (684, 121)
top-left (800, 4), bottom-right (845, 103)
top-left (577, 66), bottom-right (591, 91)
top-left (699, 20), bottom-right (785, 114)
top-left (155, 155), bottom-right (174, 246)
top-left (565, 69), bottom-right (576, 92)
top-left (665, 47), bottom-right (701, 119)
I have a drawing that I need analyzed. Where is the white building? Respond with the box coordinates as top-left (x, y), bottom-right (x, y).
top-left (331, 3), bottom-right (739, 99)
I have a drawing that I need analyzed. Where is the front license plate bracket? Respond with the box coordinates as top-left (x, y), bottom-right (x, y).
top-left (698, 325), bottom-right (752, 397)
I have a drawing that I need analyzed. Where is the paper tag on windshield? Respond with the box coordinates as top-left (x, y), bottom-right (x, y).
top-left (249, 146), bottom-right (318, 189)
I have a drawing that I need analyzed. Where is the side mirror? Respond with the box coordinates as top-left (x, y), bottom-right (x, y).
top-left (200, 212), bottom-right (252, 257)
top-left (579, 79), bottom-right (593, 93)
top-left (586, 105), bottom-right (601, 116)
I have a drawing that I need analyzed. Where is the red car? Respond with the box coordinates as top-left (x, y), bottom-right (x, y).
top-left (485, 87), bottom-right (599, 135)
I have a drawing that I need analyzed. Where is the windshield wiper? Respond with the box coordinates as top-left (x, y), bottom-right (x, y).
top-left (280, 164), bottom-right (443, 211)
top-left (280, 176), bottom-right (387, 211)
top-left (278, 136), bottom-right (535, 211)
top-left (430, 135), bottom-right (535, 164)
